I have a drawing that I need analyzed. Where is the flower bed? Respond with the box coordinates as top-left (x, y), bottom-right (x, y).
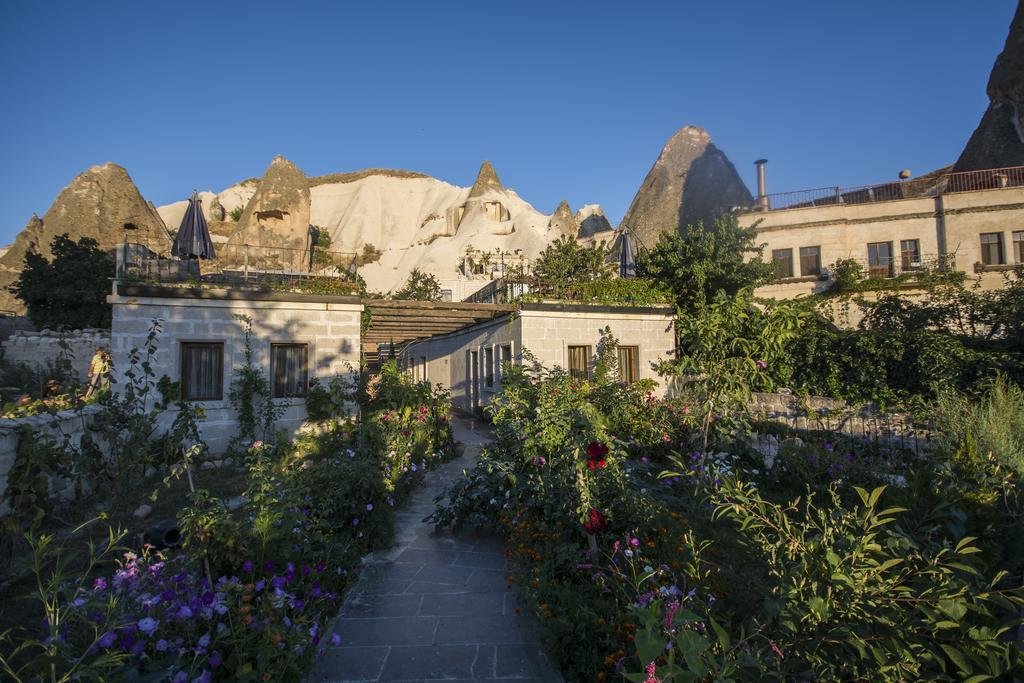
top-left (0, 364), bottom-right (454, 682)
top-left (430, 360), bottom-right (1024, 681)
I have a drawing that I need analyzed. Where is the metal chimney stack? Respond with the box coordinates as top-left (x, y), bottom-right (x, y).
top-left (754, 159), bottom-right (769, 210)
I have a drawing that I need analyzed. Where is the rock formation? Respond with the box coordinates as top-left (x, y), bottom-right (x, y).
top-left (467, 160), bottom-right (504, 198)
top-left (621, 126), bottom-right (752, 249)
top-left (548, 200), bottom-right (580, 237)
top-left (226, 156), bottom-right (312, 267)
top-left (0, 163), bottom-right (169, 312)
top-left (575, 204), bottom-right (613, 237)
top-left (955, 1), bottom-right (1024, 171)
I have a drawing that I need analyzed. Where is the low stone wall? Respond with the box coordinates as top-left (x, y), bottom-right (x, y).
top-left (2, 328), bottom-right (111, 383)
top-left (748, 391), bottom-right (925, 439)
top-left (0, 405), bottom-right (102, 516)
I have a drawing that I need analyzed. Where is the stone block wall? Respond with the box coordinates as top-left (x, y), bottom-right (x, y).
top-left (2, 328), bottom-right (111, 383)
top-left (0, 405), bottom-right (101, 516)
top-left (109, 286), bottom-right (363, 453)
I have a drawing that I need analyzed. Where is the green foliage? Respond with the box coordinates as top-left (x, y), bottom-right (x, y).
top-left (356, 242), bottom-right (383, 266)
top-left (531, 235), bottom-right (613, 283)
top-left (311, 228), bottom-right (334, 267)
top-left (9, 233), bottom-right (115, 330)
top-left (662, 289), bottom-right (804, 448)
top-left (826, 257), bottom-right (865, 293)
top-left (391, 268), bottom-right (442, 301)
top-left (518, 277), bottom-right (671, 306)
top-left (305, 371), bottom-right (358, 422)
top-left (0, 520), bottom-right (130, 683)
top-left (227, 314), bottom-right (283, 447)
top-left (704, 481), bottom-right (1023, 680)
top-left (931, 375), bottom-right (1024, 477)
top-left (2, 428), bottom-right (69, 527)
top-left (229, 205), bottom-right (244, 221)
top-left (636, 214), bottom-right (774, 313)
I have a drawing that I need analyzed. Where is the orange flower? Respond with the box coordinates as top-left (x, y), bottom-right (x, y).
top-left (244, 615), bottom-right (254, 625)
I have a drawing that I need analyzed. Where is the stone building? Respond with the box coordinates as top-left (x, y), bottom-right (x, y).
top-left (108, 283), bottom-right (363, 452)
top-left (398, 303), bottom-right (677, 413)
top-left (737, 165), bottom-right (1024, 302)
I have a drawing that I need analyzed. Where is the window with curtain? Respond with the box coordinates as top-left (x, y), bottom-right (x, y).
top-left (271, 343), bottom-right (308, 398)
top-left (900, 239), bottom-right (921, 270)
top-left (181, 342), bottom-right (224, 401)
top-left (772, 248), bottom-right (794, 279)
top-left (1013, 231), bottom-right (1023, 263)
top-left (980, 233), bottom-right (1005, 265)
top-left (617, 346), bottom-right (639, 384)
top-left (867, 241), bottom-right (894, 277)
top-left (799, 246), bottom-right (821, 276)
top-left (568, 345), bottom-right (590, 380)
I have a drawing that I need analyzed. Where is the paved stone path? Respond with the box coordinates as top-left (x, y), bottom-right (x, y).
top-left (309, 417), bottom-right (562, 683)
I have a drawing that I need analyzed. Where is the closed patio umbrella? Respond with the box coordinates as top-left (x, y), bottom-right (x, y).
top-left (172, 191), bottom-right (216, 260)
top-left (616, 228), bottom-right (636, 278)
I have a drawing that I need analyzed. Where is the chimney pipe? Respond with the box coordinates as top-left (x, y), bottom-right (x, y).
top-left (755, 159), bottom-right (769, 210)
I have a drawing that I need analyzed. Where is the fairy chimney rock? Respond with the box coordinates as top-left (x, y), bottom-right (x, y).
top-left (468, 160), bottom-right (504, 198)
top-left (621, 126), bottom-right (752, 247)
top-left (0, 163), bottom-right (170, 312)
top-left (229, 156), bottom-right (312, 265)
top-left (955, 2), bottom-right (1024, 171)
top-left (548, 200), bottom-right (580, 237)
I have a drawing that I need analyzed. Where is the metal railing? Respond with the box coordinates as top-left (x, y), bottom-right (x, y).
top-left (117, 242), bottom-right (361, 292)
top-left (755, 165), bottom-right (1024, 212)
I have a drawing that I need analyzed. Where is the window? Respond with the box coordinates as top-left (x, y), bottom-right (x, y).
top-left (1014, 231), bottom-right (1024, 263)
top-left (900, 239), bottom-right (921, 270)
top-left (421, 356), bottom-right (428, 383)
top-left (484, 347), bottom-right (494, 387)
top-left (980, 232), bottom-right (1005, 265)
top-left (499, 344), bottom-right (512, 383)
top-left (617, 346), bottom-right (639, 384)
top-left (271, 344), bottom-right (308, 398)
top-left (567, 345), bottom-right (590, 381)
top-left (799, 246), bottom-right (821, 276)
top-left (772, 248), bottom-right (794, 279)
top-left (867, 241), bottom-right (894, 277)
top-left (440, 289), bottom-right (453, 302)
top-left (181, 342), bottom-right (224, 401)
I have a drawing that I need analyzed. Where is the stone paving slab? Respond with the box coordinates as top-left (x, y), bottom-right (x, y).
top-left (308, 417), bottom-right (562, 683)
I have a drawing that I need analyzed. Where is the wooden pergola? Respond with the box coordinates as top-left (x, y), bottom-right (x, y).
top-left (362, 299), bottom-right (517, 368)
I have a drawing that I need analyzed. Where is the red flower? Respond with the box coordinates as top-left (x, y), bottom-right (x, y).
top-left (583, 508), bottom-right (608, 534)
top-left (586, 442), bottom-right (609, 470)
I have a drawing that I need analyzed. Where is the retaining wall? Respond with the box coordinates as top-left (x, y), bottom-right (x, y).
top-left (2, 329), bottom-right (111, 383)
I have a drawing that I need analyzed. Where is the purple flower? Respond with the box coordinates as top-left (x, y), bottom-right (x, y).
top-left (208, 652), bottom-right (222, 668)
top-left (93, 577), bottom-right (108, 591)
top-left (193, 671), bottom-right (213, 683)
top-left (263, 561), bottom-right (275, 573)
top-left (156, 638), bottom-right (170, 651)
top-left (201, 591), bottom-right (215, 606)
top-left (175, 605), bottom-right (193, 620)
top-left (241, 560), bottom-right (254, 572)
top-left (824, 442), bottom-right (834, 451)
top-left (138, 617), bottom-right (159, 635)
top-left (352, 518), bottom-right (360, 526)
top-left (198, 633), bottom-right (211, 648)
top-left (97, 631), bottom-right (117, 648)
top-left (331, 632), bottom-right (342, 647)
top-left (366, 503), bottom-right (374, 512)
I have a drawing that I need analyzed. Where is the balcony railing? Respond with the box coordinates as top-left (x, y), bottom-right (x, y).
top-left (754, 165), bottom-right (1024, 212)
top-left (116, 242), bottom-right (361, 294)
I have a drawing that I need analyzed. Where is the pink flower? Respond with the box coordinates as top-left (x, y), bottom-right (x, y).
top-left (644, 661), bottom-right (661, 683)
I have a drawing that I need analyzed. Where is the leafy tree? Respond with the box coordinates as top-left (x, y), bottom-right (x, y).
top-left (9, 233), bottom-right (114, 330)
top-left (356, 243), bottom-right (383, 266)
top-left (657, 288), bottom-right (804, 449)
top-left (531, 235), bottom-right (612, 283)
top-left (392, 268), bottom-right (442, 301)
top-left (636, 214), bottom-right (774, 313)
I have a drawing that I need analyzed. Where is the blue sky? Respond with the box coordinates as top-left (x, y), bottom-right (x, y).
top-left (0, 1), bottom-right (1015, 243)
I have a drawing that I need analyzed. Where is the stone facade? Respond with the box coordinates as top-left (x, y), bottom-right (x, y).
top-left (3, 328), bottom-right (111, 383)
top-left (401, 303), bottom-right (676, 412)
top-left (740, 184), bottom-right (1024, 308)
top-left (109, 285), bottom-right (363, 452)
